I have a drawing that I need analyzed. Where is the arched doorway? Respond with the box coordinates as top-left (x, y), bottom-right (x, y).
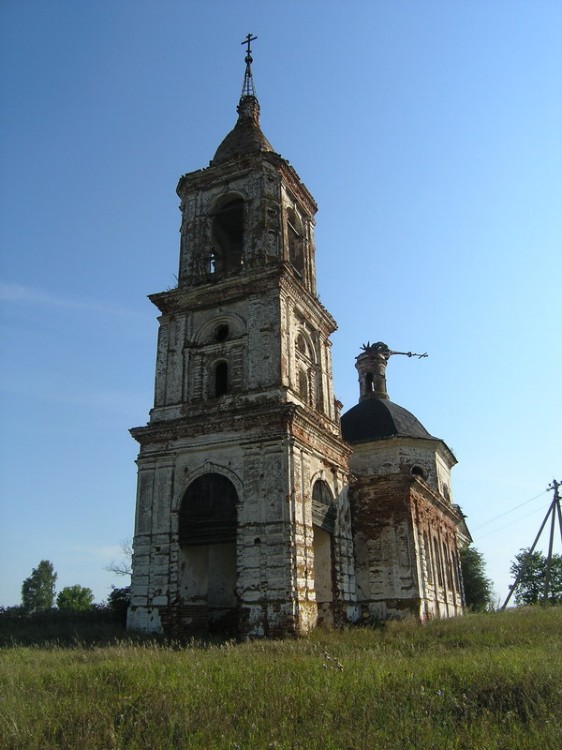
top-left (178, 473), bottom-right (238, 633)
top-left (312, 480), bottom-right (336, 625)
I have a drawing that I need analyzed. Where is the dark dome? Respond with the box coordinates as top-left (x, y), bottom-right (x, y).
top-left (341, 398), bottom-right (435, 444)
top-left (211, 96), bottom-right (273, 165)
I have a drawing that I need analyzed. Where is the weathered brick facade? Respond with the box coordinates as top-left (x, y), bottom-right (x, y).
top-left (350, 474), bottom-right (463, 621)
top-left (342, 343), bottom-right (464, 621)
top-left (127, 60), bottom-right (466, 637)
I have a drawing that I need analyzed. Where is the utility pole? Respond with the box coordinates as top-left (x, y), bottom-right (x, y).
top-left (501, 479), bottom-right (562, 609)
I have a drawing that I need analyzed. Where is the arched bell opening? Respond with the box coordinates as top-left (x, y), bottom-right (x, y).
top-left (178, 473), bottom-right (238, 634)
top-left (210, 196), bottom-right (244, 274)
top-left (287, 207), bottom-right (305, 275)
top-left (312, 480), bottom-right (336, 626)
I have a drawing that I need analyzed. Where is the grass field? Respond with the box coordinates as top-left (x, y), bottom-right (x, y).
top-left (1, 607), bottom-right (561, 749)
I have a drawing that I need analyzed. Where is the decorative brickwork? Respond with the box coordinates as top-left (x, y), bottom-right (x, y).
top-left (128, 55), bottom-right (467, 638)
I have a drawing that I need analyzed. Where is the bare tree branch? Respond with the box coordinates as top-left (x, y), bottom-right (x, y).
top-left (105, 539), bottom-right (132, 577)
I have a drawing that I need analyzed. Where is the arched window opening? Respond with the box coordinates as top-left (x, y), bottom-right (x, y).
top-left (313, 526), bottom-right (333, 625)
top-left (179, 474), bottom-right (237, 546)
top-left (315, 371), bottom-right (325, 412)
top-left (287, 207), bottom-right (305, 274)
top-left (211, 197), bottom-right (244, 274)
top-left (411, 465), bottom-right (427, 480)
top-left (298, 368), bottom-right (308, 402)
top-left (214, 361), bottom-right (229, 397)
top-left (215, 324), bottom-right (229, 342)
top-left (424, 531), bottom-right (433, 584)
top-left (451, 550), bottom-right (461, 592)
top-left (312, 480), bottom-right (336, 533)
top-left (296, 331), bottom-right (316, 367)
top-left (179, 473), bottom-right (238, 633)
top-left (443, 542), bottom-right (453, 590)
top-left (296, 333), bottom-right (307, 356)
top-left (365, 372), bottom-right (374, 393)
top-left (433, 538), bottom-right (444, 587)
top-left (312, 480), bottom-right (336, 625)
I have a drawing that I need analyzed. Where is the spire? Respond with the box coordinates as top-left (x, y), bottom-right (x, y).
top-left (236, 33), bottom-right (260, 124)
top-left (240, 33), bottom-right (257, 99)
top-left (211, 34), bottom-right (274, 166)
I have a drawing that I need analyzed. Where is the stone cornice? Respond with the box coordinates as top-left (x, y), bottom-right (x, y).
top-left (351, 472), bottom-right (462, 526)
top-left (410, 476), bottom-right (463, 525)
top-left (176, 151), bottom-right (317, 218)
top-left (129, 403), bottom-right (286, 445)
top-left (148, 264), bottom-right (337, 328)
top-left (177, 160), bottom-right (253, 197)
top-left (131, 397), bottom-right (350, 464)
top-left (149, 266), bottom-right (283, 314)
top-left (131, 400), bottom-right (297, 446)
top-left (350, 434), bottom-right (457, 468)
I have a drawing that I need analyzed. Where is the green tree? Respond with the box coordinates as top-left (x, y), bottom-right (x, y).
top-left (21, 560), bottom-right (57, 613)
top-left (509, 548), bottom-right (562, 605)
top-left (56, 585), bottom-right (95, 612)
top-left (107, 585), bottom-right (131, 623)
top-left (460, 546), bottom-right (494, 611)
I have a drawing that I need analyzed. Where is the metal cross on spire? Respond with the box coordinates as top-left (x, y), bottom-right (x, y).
top-left (240, 33), bottom-right (258, 98)
top-left (360, 341), bottom-right (428, 360)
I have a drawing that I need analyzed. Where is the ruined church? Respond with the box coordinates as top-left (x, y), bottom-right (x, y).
top-left (128, 40), bottom-right (467, 637)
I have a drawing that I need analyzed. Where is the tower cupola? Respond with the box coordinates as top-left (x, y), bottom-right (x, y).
top-left (342, 342), bottom-right (434, 443)
top-left (356, 341), bottom-right (391, 401)
top-left (211, 34), bottom-right (274, 165)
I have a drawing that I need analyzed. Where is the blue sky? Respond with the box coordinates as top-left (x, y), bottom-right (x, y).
top-left (1, 0), bottom-right (561, 607)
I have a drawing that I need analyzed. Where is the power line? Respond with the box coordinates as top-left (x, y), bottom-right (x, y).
top-left (477, 500), bottom-right (554, 540)
top-left (472, 489), bottom-right (548, 531)
top-left (502, 479), bottom-right (562, 609)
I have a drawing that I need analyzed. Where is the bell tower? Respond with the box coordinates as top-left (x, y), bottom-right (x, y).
top-left (128, 38), bottom-right (356, 637)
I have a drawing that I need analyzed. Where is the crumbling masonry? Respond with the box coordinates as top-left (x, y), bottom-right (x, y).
top-left (127, 51), bottom-right (467, 637)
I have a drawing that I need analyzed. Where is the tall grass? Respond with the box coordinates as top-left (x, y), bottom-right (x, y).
top-left (1, 607), bottom-right (561, 749)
